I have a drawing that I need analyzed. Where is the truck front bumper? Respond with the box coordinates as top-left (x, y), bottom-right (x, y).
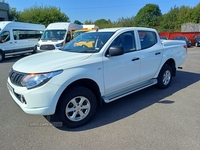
top-left (7, 78), bottom-right (60, 115)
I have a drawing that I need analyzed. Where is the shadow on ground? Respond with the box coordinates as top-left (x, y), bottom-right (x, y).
top-left (44, 70), bottom-right (200, 131)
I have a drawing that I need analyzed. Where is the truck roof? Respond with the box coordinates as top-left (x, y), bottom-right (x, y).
top-left (82, 24), bottom-right (98, 29)
top-left (46, 22), bottom-right (82, 30)
top-left (0, 21), bottom-right (45, 31)
top-left (95, 27), bottom-right (157, 32)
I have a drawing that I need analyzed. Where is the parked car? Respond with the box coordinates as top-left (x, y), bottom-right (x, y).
top-left (194, 36), bottom-right (200, 47)
top-left (173, 36), bottom-right (191, 47)
top-left (159, 36), bottom-right (168, 40)
top-left (37, 22), bottom-right (83, 52)
top-left (0, 21), bottom-right (45, 62)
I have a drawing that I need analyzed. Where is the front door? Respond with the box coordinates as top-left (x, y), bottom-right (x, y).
top-left (103, 31), bottom-right (141, 95)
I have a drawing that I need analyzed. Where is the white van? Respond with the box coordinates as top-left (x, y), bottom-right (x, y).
top-left (37, 22), bottom-right (83, 52)
top-left (0, 21), bottom-right (45, 62)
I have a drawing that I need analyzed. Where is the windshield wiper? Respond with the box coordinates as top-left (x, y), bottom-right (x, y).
top-left (79, 50), bottom-right (97, 53)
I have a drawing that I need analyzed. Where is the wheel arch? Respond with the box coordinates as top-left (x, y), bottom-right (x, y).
top-left (162, 58), bottom-right (176, 77)
top-left (0, 49), bottom-right (5, 61)
top-left (56, 78), bottom-right (102, 111)
top-left (0, 49), bottom-right (5, 54)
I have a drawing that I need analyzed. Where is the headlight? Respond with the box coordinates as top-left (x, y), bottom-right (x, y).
top-left (56, 42), bottom-right (63, 47)
top-left (21, 70), bottom-right (63, 89)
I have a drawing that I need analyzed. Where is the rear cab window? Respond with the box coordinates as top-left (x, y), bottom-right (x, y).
top-left (138, 31), bottom-right (157, 49)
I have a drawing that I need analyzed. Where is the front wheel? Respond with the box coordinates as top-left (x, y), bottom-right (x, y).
top-left (157, 65), bottom-right (172, 89)
top-left (0, 51), bottom-right (5, 62)
top-left (56, 86), bottom-right (97, 128)
top-left (32, 45), bottom-right (37, 54)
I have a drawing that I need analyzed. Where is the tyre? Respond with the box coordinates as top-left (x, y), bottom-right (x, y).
top-left (32, 45), bottom-right (37, 54)
top-left (0, 51), bottom-right (5, 62)
top-left (56, 86), bottom-right (97, 128)
top-left (157, 65), bottom-right (172, 89)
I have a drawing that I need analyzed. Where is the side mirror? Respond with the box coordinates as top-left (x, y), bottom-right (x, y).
top-left (108, 46), bottom-right (124, 56)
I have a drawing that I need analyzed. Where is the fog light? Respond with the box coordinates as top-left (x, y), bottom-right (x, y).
top-left (20, 95), bottom-right (26, 104)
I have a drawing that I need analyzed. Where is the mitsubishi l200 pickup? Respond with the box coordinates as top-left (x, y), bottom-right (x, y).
top-left (7, 27), bottom-right (187, 128)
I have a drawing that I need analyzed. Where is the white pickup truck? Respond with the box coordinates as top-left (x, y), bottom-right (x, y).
top-left (7, 27), bottom-right (187, 128)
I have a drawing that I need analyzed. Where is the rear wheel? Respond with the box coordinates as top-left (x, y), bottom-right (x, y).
top-left (157, 65), bottom-right (172, 89)
top-left (56, 86), bottom-right (97, 128)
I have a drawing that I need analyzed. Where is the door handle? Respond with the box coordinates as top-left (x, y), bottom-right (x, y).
top-left (132, 57), bottom-right (140, 61)
top-left (155, 52), bottom-right (161, 55)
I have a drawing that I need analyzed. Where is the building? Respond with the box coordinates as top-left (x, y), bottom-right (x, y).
top-left (0, 2), bottom-right (9, 21)
top-left (181, 23), bottom-right (200, 32)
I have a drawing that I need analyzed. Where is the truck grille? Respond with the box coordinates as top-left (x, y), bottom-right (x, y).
top-left (9, 69), bottom-right (26, 87)
top-left (40, 44), bottom-right (55, 50)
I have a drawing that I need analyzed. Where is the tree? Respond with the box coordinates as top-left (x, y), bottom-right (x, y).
top-left (94, 19), bottom-right (113, 28)
top-left (74, 20), bottom-right (82, 25)
top-left (134, 4), bottom-right (162, 30)
top-left (84, 20), bottom-right (94, 24)
top-left (114, 16), bottom-right (135, 27)
top-left (8, 7), bottom-right (18, 21)
top-left (191, 3), bottom-right (200, 23)
top-left (177, 6), bottom-right (193, 26)
top-left (17, 5), bottom-right (69, 27)
top-left (160, 6), bottom-right (180, 31)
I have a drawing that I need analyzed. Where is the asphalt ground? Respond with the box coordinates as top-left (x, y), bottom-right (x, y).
top-left (0, 47), bottom-right (200, 150)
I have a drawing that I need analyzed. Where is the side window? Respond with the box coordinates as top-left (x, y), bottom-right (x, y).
top-left (13, 30), bottom-right (19, 40)
top-left (13, 30), bottom-right (44, 40)
top-left (71, 30), bottom-right (76, 39)
top-left (139, 31), bottom-right (157, 49)
top-left (110, 31), bottom-right (136, 53)
top-left (0, 31), bottom-right (10, 43)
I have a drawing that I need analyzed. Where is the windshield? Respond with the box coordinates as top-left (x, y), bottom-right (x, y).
top-left (61, 32), bottom-right (114, 53)
top-left (41, 30), bottom-right (66, 40)
top-left (175, 36), bottom-right (187, 40)
top-left (160, 36), bottom-right (167, 40)
top-left (195, 36), bottom-right (200, 39)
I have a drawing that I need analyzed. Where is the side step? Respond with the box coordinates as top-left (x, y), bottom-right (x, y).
top-left (102, 79), bottom-right (157, 103)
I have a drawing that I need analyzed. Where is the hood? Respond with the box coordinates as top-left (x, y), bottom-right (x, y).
top-left (13, 50), bottom-right (92, 73)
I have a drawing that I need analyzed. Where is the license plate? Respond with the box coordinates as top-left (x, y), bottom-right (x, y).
top-left (7, 82), bottom-right (14, 94)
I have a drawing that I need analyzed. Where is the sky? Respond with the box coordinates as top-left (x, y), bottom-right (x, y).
top-left (6, 0), bottom-right (200, 23)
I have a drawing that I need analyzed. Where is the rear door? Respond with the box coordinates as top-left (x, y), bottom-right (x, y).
top-left (137, 30), bottom-right (163, 82)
